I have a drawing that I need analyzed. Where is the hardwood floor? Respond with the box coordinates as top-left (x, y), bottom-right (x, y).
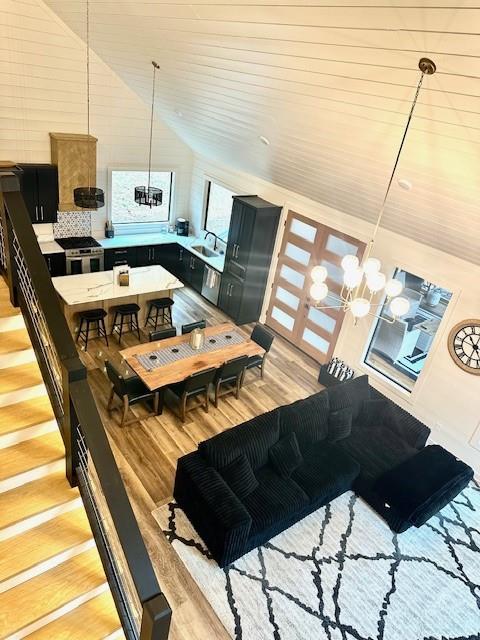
top-left (80, 285), bottom-right (323, 639)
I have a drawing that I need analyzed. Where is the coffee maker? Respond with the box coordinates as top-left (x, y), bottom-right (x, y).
top-left (175, 218), bottom-right (189, 236)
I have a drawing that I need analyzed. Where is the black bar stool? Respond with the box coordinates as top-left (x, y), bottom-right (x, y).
top-left (145, 297), bottom-right (174, 330)
top-left (76, 308), bottom-right (108, 351)
top-left (111, 303), bottom-right (141, 343)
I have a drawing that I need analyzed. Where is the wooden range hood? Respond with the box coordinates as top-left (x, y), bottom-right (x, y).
top-left (49, 132), bottom-right (97, 212)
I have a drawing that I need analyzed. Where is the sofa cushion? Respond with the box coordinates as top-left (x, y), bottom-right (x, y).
top-left (327, 407), bottom-right (353, 442)
top-left (269, 432), bottom-right (303, 478)
top-left (243, 466), bottom-right (309, 536)
top-left (292, 442), bottom-right (360, 501)
top-left (219, 454), bottom-right (259, 500)
top-left (278, 390), bottom-right (329, 450)
top-left (374, 445), bottom-right (474, 527)
top-left (336, 425), bottom-right (417, 483)
top-left (360, 398), bottom-right (389, 428)
top-left (327, 375), bottom-right (369, 423)
top-left (199, 408), bottom-right (280, 470)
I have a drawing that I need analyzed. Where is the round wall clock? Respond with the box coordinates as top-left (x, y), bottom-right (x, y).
top-left (448, 319), bottom-right (480, 375)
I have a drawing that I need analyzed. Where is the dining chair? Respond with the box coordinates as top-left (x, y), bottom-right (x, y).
top-left (212, 355), bottom-right (249, 407)
top-left (166, 367), bottom-right (216, 422)
top-left (149, 327), bottom-right (177, 342)
top-left (181, 320), bottom-right (206, 334)
top-left (243, 323), bottom-right (275, 381)
top-left (105, 360), bottom-right (159, 427)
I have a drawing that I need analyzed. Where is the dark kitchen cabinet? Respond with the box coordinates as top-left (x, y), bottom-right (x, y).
top-left (136, 245), bottom-right (158, 267)
top-left (221, 195), bottom-right (281, 324)
top-left (182, 250), bottom-right (204, 292)
top-left (104, 247), bottom-right (137, 270)
top-left (17, 164), bottom-right (58, 224)
top-left (44, 252), bottom-right (66, 277)
top-left (153, 243), bottom-right (176, 270)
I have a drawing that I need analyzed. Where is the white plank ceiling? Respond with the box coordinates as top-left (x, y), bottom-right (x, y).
top-left (43, 0), bottom-right (480, 264)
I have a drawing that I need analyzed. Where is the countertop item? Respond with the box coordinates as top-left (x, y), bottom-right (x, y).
top-left (52, 265), bottom-right (183, 306)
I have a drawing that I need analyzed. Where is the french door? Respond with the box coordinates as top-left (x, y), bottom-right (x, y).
top-left (266, 211), bottom-right (366, 363)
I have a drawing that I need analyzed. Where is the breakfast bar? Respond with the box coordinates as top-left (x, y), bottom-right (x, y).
top-left (53, 265), bottom-right (184, 335)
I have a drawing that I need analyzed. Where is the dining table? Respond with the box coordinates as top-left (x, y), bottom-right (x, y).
top-left (119, 322), bottom-right (264, 391)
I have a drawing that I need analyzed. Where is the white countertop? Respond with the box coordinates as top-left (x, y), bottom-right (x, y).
top-left (39, 232), bottom-right (226, 272)
top-left (53, 265), bottom-right (184, 306)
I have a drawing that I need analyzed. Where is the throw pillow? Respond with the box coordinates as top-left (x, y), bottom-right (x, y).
top-left (269, 432), bottom-right (303, 478)
top-left (277, 391), bottom-right (330, 449)
top-left (219, 454), bottom-right (259, 500)
top-left (327, 375), bottom-right (369, 422)
top-left (328, 407), bottom-right (353, 442)
top-left (361, 398), bottom-right (389, 427)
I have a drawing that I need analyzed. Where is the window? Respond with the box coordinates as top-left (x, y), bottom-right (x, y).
top-left (110, 170), bottom-right (173, 225)
top-left (364, 268), bottom-right (452, 392)
top-left (204, 181), bottom-right (237, 238)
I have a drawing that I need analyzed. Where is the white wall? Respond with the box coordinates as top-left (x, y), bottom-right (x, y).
top-left (190, 152), bottom-right (480, 474)
top-left (0, 0), bottom-right (193, 236)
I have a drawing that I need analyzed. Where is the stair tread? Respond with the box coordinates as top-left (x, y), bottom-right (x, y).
top-left (0, 328), bottom-right (31, 355)
top-left (0, 396), bottom-right (54, 437)
top-left (25, 591), bottom-right (123, 640)
top-left (0, 362), bottom-right (43, 394)
top-left (0, 548), bottom-right (107, 638)
top-left (0, 471), bottom-right (79, 531)
top-left (0, 431), bottom-right (64, 481)
top-left (0, 508), bottom-right (92, 583)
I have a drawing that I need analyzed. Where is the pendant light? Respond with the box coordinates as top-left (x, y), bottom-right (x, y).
top-left (73, 0), bottom-right (104, 209)
top-left (309, 58), bottom-right (436, 322)
top-left (134, 61), bottom-right (163, 208)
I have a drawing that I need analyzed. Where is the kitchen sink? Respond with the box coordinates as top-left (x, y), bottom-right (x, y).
top-left (190, 244), bottom-right (219, 258)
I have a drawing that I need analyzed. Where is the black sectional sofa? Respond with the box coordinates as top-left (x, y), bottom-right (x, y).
top-left (174, 375), bottom-right (473, 567)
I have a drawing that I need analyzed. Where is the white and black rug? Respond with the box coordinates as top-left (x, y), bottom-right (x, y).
top-left (153, 482), bottom-right (480, 640)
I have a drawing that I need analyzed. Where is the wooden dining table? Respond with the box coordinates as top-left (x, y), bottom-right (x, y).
top-left (119, 322), bottom-right (264, 391)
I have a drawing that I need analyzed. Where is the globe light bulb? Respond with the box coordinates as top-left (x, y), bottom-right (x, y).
top-left (310, 282), bottom-right (328, 301)
top-left (366, 271), bottom-right (386, 293)
top-left (341, 254), bottom-right (359, 272)
top-left (350, 297), bottom-right (371, 318)
top-left (390, 296), bottom-right (410, 317)
top-left (384, 278), bottom-right (403, 298)
top-left (343, 267), bottom-right (363, 289)
top-left (311, 265), bottom-right (328, 283)
top-left (363, 257), bottom-right (382, 275)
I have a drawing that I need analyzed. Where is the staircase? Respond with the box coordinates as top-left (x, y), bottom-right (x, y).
top-left (0, 281), bottom-right (124, 639)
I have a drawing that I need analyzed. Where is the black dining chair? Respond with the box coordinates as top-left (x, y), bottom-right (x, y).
top-left (244, 323), bottom-right (275, 381)
top-left (149, 327), bottom-right (177, 342)
top-left (105, 360), bottom-right (159, 427)
top-left (212, 355), bottom-right (249, 408)
top-left (181, 320), bottom-right (206, 334)
top-left (166, 367), bottom-right (216, 422)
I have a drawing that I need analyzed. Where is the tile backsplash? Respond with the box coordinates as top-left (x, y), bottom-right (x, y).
top-left (53, 211), bottom-right (92, 238)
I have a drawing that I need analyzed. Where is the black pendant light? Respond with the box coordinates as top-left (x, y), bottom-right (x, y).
top-left (134, 61), bottom-right (163, 208)
top-left (74, 0), bottom-right (104, 209)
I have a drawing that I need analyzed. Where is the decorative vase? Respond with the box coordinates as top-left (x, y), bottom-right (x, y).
top-left (189, 328), bottom-right (205, 350)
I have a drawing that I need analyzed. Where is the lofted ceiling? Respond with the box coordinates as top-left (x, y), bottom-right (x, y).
top-left (44, 1), bottom-right (480, 265)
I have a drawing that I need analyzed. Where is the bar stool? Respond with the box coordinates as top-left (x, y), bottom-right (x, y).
top-left (145, 297), bottom-right (174, 330)
top-left (76, 308), bottom-right (108, 351)
top-left (111, 303), bottom-right (141, 343)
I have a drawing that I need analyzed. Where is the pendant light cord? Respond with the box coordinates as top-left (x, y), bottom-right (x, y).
top-left (86, 0), bottom-right (91, 190)
top-left (147, 62), bottom-right (159, 192)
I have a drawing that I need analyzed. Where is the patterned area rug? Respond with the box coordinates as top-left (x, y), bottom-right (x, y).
top-left (153, 483), bottom-right (480, 640)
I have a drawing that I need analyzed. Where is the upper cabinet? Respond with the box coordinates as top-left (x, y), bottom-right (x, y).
top-left (49, 133), bottom-right (97, 212)
top-left (16, 164), bottom-right (58, 224)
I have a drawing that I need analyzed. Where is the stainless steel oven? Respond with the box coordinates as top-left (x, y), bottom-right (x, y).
top-left (66, 247), bottom-right (104, 275)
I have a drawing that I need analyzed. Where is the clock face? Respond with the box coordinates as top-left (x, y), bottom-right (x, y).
top-left (448, 320), bottom-right (480, 375)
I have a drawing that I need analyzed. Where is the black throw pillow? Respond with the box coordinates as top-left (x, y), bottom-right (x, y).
top-left (361, 398), bottom-right (389, 427)
top-left (269, 432), bottom-right (303, 478)
top-left (328, 407), bottom-right (353, 442)
top-left (219, 454), bottom-right (259, 500)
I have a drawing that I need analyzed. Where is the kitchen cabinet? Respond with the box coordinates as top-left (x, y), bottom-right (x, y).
top-left (44, 252), bottom-right (66, 277)
top-left (17, 164), bottom-right (58, 224)
top-left (136, 245), bottom-right (158, 267)
top-left (104, 247), bottom-right (137, 270)
top-left (181, 249), bottom-right (204, 292)
top-left (222, 195), bottom-right (281, 324)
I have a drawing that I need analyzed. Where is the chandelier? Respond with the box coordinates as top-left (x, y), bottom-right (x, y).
top-left (73, 0), bottom-right (105, 209)
top-left (309, 58), bottom-right (436, 322)
top-left (134, 61), bottom-right (163, 208)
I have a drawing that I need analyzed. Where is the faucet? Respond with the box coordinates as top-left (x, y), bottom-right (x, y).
top-left (204, 230), bottom-right (219, 251)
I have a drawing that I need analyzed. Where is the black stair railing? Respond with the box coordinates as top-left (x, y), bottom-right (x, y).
top-left (0, 172), bottom-right (171, 640)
